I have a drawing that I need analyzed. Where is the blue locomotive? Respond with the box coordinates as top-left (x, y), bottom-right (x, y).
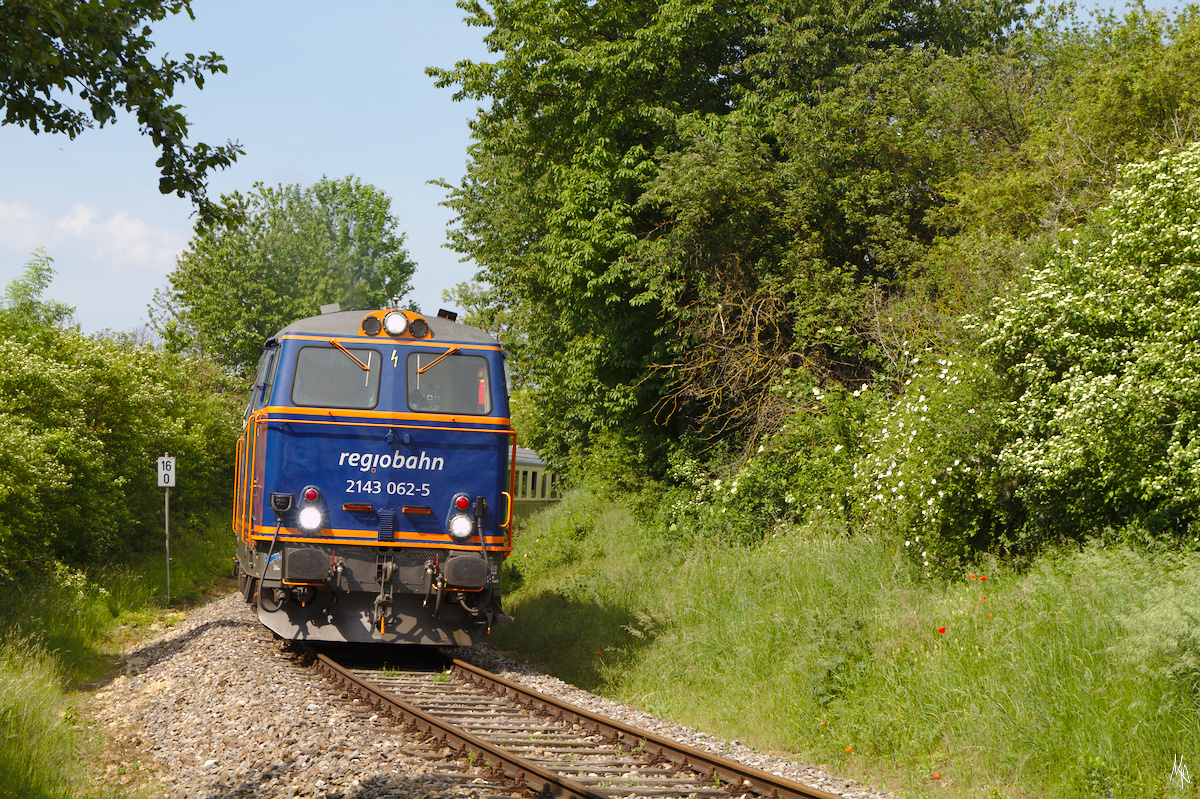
top-left (233, 307), bottom-right (515, 645)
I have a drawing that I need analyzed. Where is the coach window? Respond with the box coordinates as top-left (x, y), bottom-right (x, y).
top-left (291, 345), bottom-right (381, 409)
top-left (406, 352), bottom-right (491, 415)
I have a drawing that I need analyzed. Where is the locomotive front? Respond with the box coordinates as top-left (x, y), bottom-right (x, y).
top-left (233, 308), bottom-right (515, 645)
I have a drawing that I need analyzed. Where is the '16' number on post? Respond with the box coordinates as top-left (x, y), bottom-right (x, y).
top-left (158, 456), bottom-right (176, 488)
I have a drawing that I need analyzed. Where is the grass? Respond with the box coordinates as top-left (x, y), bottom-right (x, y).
top-left (0, 510), bottom-right (235, 798)
top-left (494, 484), bottom-right (1200, 799)
top-left (134, 509), bottom-right (236, 608)
top-left (0, 641), bottom-right (75, 799)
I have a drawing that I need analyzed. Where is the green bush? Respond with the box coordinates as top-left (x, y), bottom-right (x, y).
top-left (659, 375), bottom-right (877, 546)
top-left (851, 352), bottom-right (1017, 570)
top-left (985, 142), bottom-right (1200, 546)
top-left (0, 253), bottom-right (242, 571)
top-left (837, 141), bottom-right (1200, 568)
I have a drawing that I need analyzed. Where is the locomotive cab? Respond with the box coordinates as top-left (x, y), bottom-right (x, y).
top-left (233, 307), bottom-right (516, 645)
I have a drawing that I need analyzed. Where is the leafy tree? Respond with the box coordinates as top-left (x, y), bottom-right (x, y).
top-left (432, 0), bottom-right (1023, 473)
top-left (1, 247), bottom-right (72, 329)
top-left (936, 3), bottom-right (1200, 240)
top-left (0, 0), bottom-right (241, 224)
top-left (432, 0), bottom-right (759, 471)
top-left (151, 176), bottom-right (417, 374)
top-left (638, 43), bottom-right (984, 446)
top-left (440, 280), bottom-right (512, 341)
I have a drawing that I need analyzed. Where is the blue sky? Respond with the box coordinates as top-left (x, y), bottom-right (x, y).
top-left (0, 2), bottom-right (490, 334)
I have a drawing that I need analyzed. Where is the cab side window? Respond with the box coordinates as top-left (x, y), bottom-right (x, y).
top-left (244, 346), bottom-right (279, 420)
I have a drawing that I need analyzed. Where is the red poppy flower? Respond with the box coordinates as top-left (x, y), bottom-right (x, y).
top-left (937, 626), bottom-right (946, 634)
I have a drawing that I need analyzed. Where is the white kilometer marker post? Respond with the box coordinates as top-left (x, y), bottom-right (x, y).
top-left (157, 455), bottom-right (176, 602)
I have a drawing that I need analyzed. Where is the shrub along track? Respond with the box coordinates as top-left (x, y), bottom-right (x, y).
top-left (307, 647), bottom-right (845, 799)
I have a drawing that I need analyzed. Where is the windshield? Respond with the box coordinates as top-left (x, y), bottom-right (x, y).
top-left (291, 345), bottom-right (381, 409)
top-left (406, 352), bottom-right (492, 414)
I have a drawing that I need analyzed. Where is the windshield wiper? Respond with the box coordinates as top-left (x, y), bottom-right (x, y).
top-left (417, 346), bottom-right (460, 374)
top-left (329, 339), bottom-right (370, 371)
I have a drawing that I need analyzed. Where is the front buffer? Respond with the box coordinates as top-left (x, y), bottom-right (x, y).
top-left (249, 544), bottom-right (505, 646)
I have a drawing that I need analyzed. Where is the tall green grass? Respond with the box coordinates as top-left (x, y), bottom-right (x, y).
top-left (496, 486), bottom-right (1200, 798)
top-left (0, 563), bottom-right (150, 681)
top-left (135, 508), bottom-right (235, 607)
top-left (0, 640), bottom-right (76, 799)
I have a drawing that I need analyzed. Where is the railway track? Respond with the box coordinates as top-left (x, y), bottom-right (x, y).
top-left (307, 648), bottom-right (844, 799)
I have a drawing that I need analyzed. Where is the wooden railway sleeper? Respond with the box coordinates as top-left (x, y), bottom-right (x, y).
top-left (309, 649), bottom-right (841, 799)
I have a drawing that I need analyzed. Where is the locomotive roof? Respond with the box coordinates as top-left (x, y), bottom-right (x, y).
top-left (272, 309), bottom-right (500, 345)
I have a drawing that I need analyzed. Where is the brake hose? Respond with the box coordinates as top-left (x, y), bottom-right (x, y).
top-left (257, 520), bottom-right (284, 612)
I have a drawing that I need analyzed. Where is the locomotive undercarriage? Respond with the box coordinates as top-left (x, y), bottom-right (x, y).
top-left (235, 540), bottom-right (509, 646)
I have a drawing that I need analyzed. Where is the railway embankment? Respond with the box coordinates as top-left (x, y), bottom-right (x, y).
top-left (84, 592), bottom-right (895, 799)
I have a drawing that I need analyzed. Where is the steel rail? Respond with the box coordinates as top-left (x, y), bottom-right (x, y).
top-left (311, 652), bottom-right (607, 799)
top-left (447, 658), bottom-right (844, 799)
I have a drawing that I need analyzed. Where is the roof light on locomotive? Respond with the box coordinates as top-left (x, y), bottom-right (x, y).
top-left (383, 311), bottom-right (408, 335)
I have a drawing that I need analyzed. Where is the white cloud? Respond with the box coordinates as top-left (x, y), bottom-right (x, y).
top-left (0, 201), bottom-right (42, 253)
top-left (1, 201), bottom-right (187, 276)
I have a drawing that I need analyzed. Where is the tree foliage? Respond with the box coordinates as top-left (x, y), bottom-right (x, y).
top-left (432, 0), bottom-right (1025, 471)
top-left (0, 0), bottom-right (241, 224)
top-left (151, 176), bottom-right (416, 374)
top-left (0, 253), bottom-right (241, 576)
top-left (939, 3), bottom-right (1200, 240)
top-left (434, 0), bottom-right (1200, 565)
top-left (432, 0), bottom-right (765, 469)
top-left (2, 247), bottom-right (72, 329)
top-left (435, 0), bottom-right (1200, 465)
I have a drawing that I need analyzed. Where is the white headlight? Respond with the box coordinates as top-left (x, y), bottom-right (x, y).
top-left (448, 514), bottom-right (474, 541)
top-left (383, 311), bottom-right (408, 336)
top-left (298, 506), bottom-right (323, 532)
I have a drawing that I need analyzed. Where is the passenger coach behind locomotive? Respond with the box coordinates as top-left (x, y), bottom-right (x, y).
top-left (233, 306), bottom-right (516, 645)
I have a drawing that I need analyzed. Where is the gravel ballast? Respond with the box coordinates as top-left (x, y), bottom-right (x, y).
top-left (89, 592), bottom-right (898, 799)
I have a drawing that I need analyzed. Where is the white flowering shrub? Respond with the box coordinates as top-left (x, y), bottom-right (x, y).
top-left (664, 372), bottom-right (877, 544)
top-left (985, 142), bottom-right (1200, 543)
top-left (852, 352), bottom-right (1014, 569)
